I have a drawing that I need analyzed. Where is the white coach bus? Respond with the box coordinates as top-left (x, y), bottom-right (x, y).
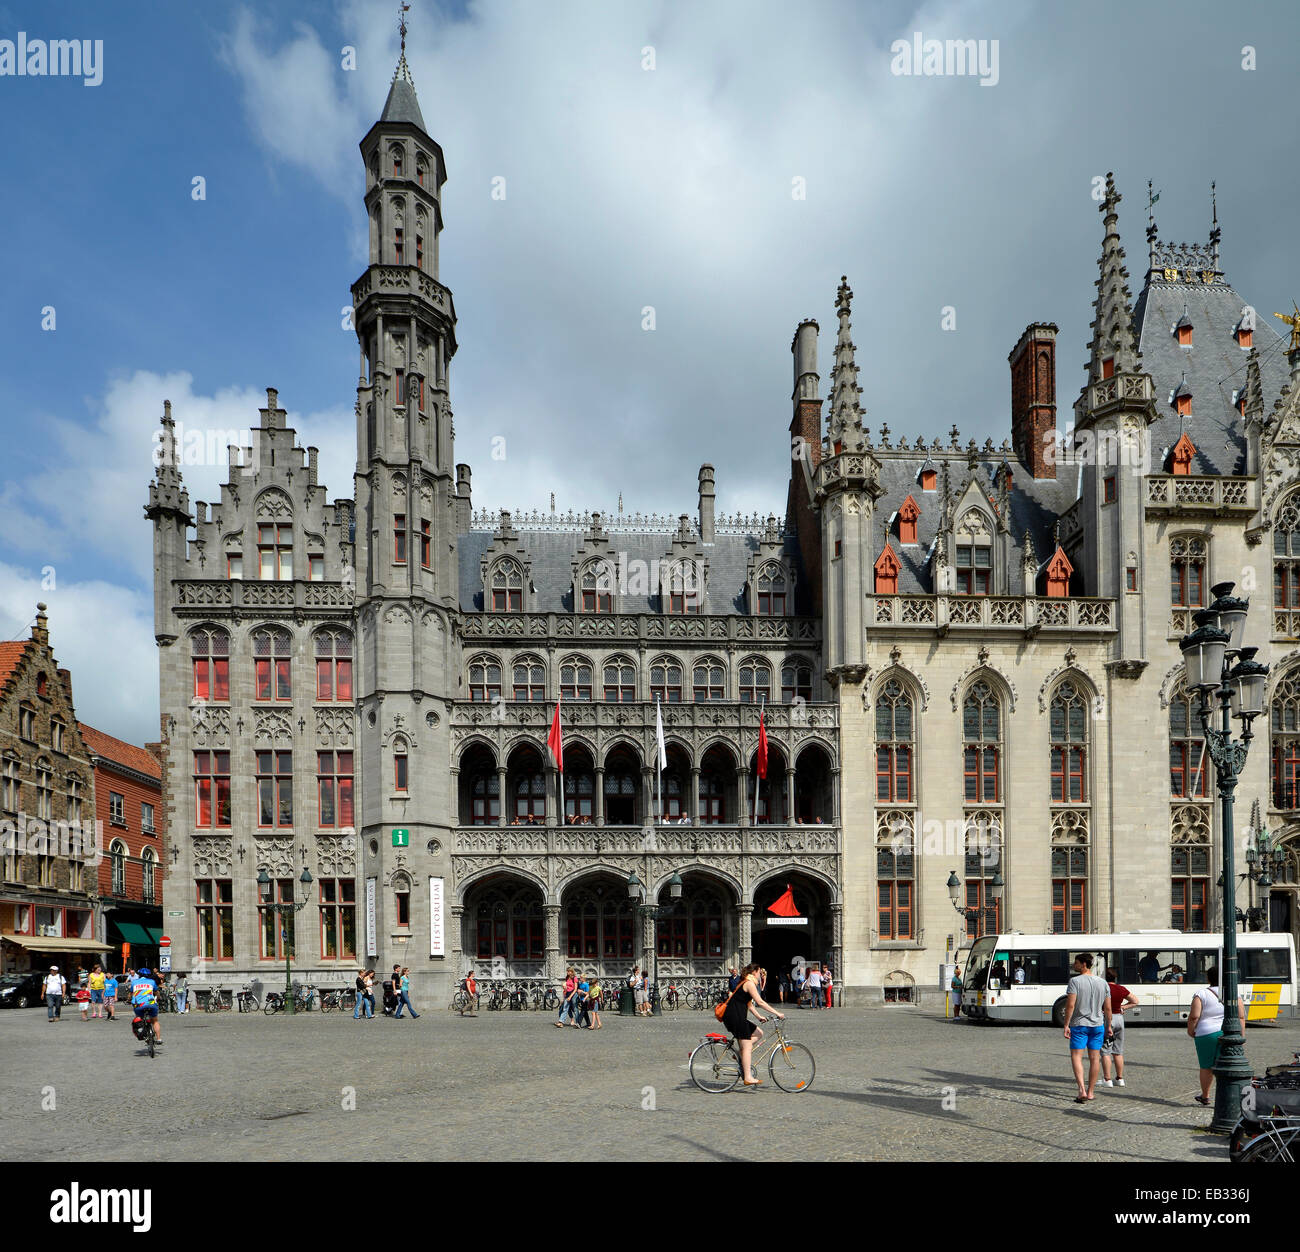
top-left (960, 931), bottom-right (1296, 1025)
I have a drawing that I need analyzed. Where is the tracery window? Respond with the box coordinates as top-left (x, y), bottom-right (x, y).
top-left (491, 560), bottom-right (523, 612)
top-left (1170, 535), bottom-right (1206, 609)
top-left (875, 680), bottom-right (914, 803)
top-left (962, 682), bottom-right (1000, 803)
top-left (1049, 682), bottom-right (1088, 803)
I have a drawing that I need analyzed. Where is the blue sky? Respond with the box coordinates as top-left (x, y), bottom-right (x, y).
top-left (1, 0), bottom-right (1298, 743)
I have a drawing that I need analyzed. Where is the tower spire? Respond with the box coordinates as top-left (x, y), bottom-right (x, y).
top-left (1209, 179), bottom-right (1221, 272)
top-left (1146, 179), bottom-right (1159, 273)
top-left (1085, 172), bottom-right (1141, 384)
top-left (827, 276), bottom-right (867, 452)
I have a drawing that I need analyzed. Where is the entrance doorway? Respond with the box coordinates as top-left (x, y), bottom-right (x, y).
top-left (751, 926), bottom-right (810, 1001)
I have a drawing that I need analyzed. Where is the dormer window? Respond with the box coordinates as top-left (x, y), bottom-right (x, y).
top-left (1101, 357), bottom-right (1115, 380)
top-left (581, 565), bottom-right (612, 613)
top-left (874, 543), bottom-right (900, 595)
top-left (756, 565), bottom-right (786, 615)
top-left (1236, 325), bottom-right (1252, 348)
top-left (666, 563), bottom-right (700, 614)
top-left (956, 544), bottom-right (991, 595)
top-left (1045, 547), bottom-right (1074, 599)
top-left (1173, 378), bottom-right (1193, 418)
top-left (920, 469), bottom-right (937, 492)
top-left (491, 561), bottom-right (523, 612)
top-left (898, 495), bottom-right (920, 546)
top-left (1175, 313), bottom-right (1193, 347)
top-left (1234, 389), bottom-right (1246, 417)
top-left (227, 553), bottom-right (243, 580)
top-left (257, 524), bottom-right (292, 580)
top-left (1170, 432), bottom-right (1196, 476)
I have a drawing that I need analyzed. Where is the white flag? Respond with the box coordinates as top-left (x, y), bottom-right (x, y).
top-left (655, 698), bottom-right (667, 772)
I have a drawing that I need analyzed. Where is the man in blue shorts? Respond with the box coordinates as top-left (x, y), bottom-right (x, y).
top-left (130, 967), bottom-right (162, 1047)
top-left (1062, 951), bottom-right (1112, 1102)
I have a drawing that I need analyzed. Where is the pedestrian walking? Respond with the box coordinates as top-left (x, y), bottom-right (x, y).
top-left (103, 971), bottom-right (118, 1020)
top-left (806, 962), bottom-right (823, 1008)
top-left (574, 976), bottom-right (591, 1028)
top-left (823, 965), bottom-right (834, 1009)
top-left (1187, 966), bottom-right (1246, 1106)
top-left (1062, 951), bottom-right (1113, 1103)
top-left (727, 966), bottom-right (740, 993)
top-left (791, 963), bottom-right (805, 1005)
top-left (462, 968), bottom-right (477, 1015)
top-left (87, 964), bottom-right (106, 1019)
top-left (588, 977), bottom-right (603, 1029)
top-left (557, 967), bottom-right (578, 1027)
top-left (951, 965), bottom-right (963, 1019)
top-left (353, 969), bottom-right (374, 1020)
top-left (1100, 968), bottom-right (1137, 1087)
top-left (76, 983), bottom-right (90, 1021)
top-left (43, 966), bottom-right (66, 1022)
top-left (395, 966), bottom-right (420, 1019)
top-left (175, 971), bottom-right (188, 1013)
top-left (632, 966), bottom-right (650, 1017)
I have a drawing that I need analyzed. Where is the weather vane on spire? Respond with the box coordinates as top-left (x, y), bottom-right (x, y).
top-left (399, 1), bottom-right (410, 54)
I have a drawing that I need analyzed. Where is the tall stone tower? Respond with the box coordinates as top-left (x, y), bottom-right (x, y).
top-left (1072, 173), bottom-right (1154, 667)
top-left (351, 42), bottom-right (461, 989)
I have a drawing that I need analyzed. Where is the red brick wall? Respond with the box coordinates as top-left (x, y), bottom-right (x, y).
top-left (1009, 333), bottom-right (1057, 479)
top-left (94, 759), bottom-right (163, 903)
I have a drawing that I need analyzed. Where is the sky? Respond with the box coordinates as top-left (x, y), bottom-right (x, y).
top-left (1, 0), bottom-right (1297, 745)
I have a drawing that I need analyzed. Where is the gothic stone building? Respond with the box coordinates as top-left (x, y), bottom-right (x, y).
top-left (149, 58), bottom-right (1300, 1001)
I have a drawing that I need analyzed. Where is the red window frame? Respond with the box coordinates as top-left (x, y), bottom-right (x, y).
top-left (1272, 740), bottom-right (1300, 810)
top-left (877, 880), bottom-right (913, 940)
top-left (651, 665), bottom-right (682, 703)
top-left (1050, 746), bottom-right (1086, 803)
top-left (316, 655), bottom-right (353, 703)
top-left (420, 518), bottom-right (431, 569)
top-left (469, 662), bottom-right (502, 702)
top-left (259, 879), bottom-right (297, 960)
top-left (394, 229), bottom-right (404, 265)
top-left (956, 546), bottom-right (991, 595)
top-left (1104, 476), bottom-right (1116, 503)
top-left (560, 664), bottom-right (592, 701)
top-left (1171, 559), bottom-right (1204, 608)
top-left (876, 745), bottom-right (912, 802)
top-left (196, 878), bottom-right (234, 961)
top-left (394, 754), bottom-right (409, 793)
top-left (699, 775), bottom-right (725, 824)
top-left (193, 655), bottom-right (229, 702)
top-left (319, 877), bottom-right (357, 960)
top-left (920, 470), bottom-right (936, 491)
top-left (394, 514), bottom-right (407, 564)
top-left (317, 750), bottom-right (354, 828)
top-left (254, 630), bottom-right (291, 702)
top-left (257, 524), bottom-right (293, 580)
top-left (1275, 564), bottom-right (1300, 609)
top-left (964, 882), bottom-right (1000, 941)
top-left (602, 664), bottom-right (635, 703)
top-left (471, 775), bottom-right (500, 825)
top-left (194, 751), bottom-right (231, 828)
top-left (1051, 878), bottom-right (1087, 934)
top-left (416, 234), bottom-right (423, 269)
top-left (963, 747), bottom-right (999, 802)
top-left (1171, 876), bottom-right (1208, 932)
top-left (256, 750), bottom-right (293, 828)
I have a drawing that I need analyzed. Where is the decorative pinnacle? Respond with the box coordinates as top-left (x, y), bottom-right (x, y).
top-left (394, 1), bottom-right (413, 82)
top-left (835, 275), bottom-right (852, 315)
top-left (1101, 171), bottom-right (1121, 221)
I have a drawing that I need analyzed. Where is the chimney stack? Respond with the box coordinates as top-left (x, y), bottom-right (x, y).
top-left (1008, 323), bottom-right (1058, 479)
top-left (698, 465), bottom-right (716, 544)
top-left (456, 463), bottom-right (472, 531)
top-left (32, 602), bottom-right (48, 647)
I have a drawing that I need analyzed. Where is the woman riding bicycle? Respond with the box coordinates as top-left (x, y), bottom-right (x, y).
top-left (722, 964), bottom-right (783, 1087)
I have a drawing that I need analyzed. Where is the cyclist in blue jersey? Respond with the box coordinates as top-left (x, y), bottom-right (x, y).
top-left (130, 967), bottom-right (162, 1047)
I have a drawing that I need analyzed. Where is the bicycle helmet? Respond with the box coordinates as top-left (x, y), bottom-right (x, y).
top-left (137, 968), bottom-right (152, 978)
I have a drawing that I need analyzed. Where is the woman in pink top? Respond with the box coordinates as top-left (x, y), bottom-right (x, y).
top-left (556, 967), bottom-right (578, 1027)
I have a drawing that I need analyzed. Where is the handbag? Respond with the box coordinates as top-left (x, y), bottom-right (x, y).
top-left (715, 983), bottom-right (739, 1022)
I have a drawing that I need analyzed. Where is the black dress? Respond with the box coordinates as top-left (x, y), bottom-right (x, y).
top-left (722, 980), bottom-right (757, 1039)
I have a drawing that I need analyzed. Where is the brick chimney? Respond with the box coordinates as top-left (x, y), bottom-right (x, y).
top-left (1008, 322), bottom-right (1058, 479)
top-left (32, 602), bottom-right (49, 646)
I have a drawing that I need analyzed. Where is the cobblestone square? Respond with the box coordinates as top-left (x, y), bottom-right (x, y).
top-left (4, 1002), bottom-right (1295, 1163)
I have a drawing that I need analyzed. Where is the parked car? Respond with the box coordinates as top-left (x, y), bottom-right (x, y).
top-left (0, 971), bottom-right (47, 1009)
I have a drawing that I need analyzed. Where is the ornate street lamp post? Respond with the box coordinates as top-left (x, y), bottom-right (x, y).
top-left (257, 866), bottom-right (315, 1015)
top-left (1179, 582), bottom-right (1269, 1134)
top-left (1243, 823), bottom-right (1288, 931)
top-left (627, 870), bottom-right (683, 1015)
top-left (946, 869), bottom-right (1005, 934)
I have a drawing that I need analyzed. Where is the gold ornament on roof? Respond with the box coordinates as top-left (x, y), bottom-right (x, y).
top-left (1274, 304), bottom-right (1300, 353)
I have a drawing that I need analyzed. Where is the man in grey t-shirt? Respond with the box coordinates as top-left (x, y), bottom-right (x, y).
top-left (1062, 952), bottom-right (1113, 1102)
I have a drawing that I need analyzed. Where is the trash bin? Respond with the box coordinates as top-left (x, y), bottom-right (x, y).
top-left (619, 987), bottom-right (636, 1016)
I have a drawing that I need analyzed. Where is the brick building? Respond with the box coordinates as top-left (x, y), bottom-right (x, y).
top-left (81, 725), bottom-right (163, 973)
top-left (0, 605), bottom-right (108, 975)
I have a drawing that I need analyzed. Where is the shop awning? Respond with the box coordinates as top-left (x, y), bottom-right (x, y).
top-left (1, 933), bottom-right (111, 954)
top-left (110, 922), bottom-right (154, 945)
top-left (144, 927), bottom-right (165, 944)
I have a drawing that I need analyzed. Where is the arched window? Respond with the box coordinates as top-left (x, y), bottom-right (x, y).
top-left (512, 657), bottom-right (545, 702)
top-left (1049, 682), bottom-right (1088, 803)
top-left (468, 656), bottom-right (501, 702)
top-left (390, 143), bottom-right (404, 177)
top-left (700, 771), bottom-right (726, 823)
top-left (565, 883), bottom-right (635, 960)
top-left (470, 773), bottom-right (499, 825)
top-left (962, 682), bottom-right (1000, 802)
top-left (693, 659), bottom-right (725, 702)
top-left (1274, 497), bottom-right (1300, 618)
top-left (560, 657), bottom-right (593, 701)
top-left (650, 658), bottom-right (683, 703)
top-left (739, 660), bottom-right (770, 705)
top-left (580, 563), bottom-right (613, 613)
top-left (142, 848), bottom-right (156, 904)
top-left (955, 514), bottom-right (993, 595)
top-left (875, 680), bottom-right (913, 802)
top-left (315, 630), bottom-right (353, 703)
top-left (603, 658), bottom-right (636, 703)
top-left (110, 840), bottom-right (126, 896)
top-left (252, 628), bottom-right (292, 702)
top-left (1170, 535), bottom-right (1206, 609)
top-left (1271, 670), bottom-right (1300, 811)
top-left (491, 560), bottom-right (523, 612)
top-left (1170, 688), bottom-right (1209, 799)
top-left (475, 883), bottom-right (544, 961)
top-left (963, 812), bottom-right (1002, 941)
top-left (513, 769), bottom-right (545, 821)
top-left (564, 771), bottom-right (595, 821)
top-left (657, 888), bottom-right (724, 957)
top-left (876, 812), bottom-right (914, 939)
top-left (603, 762), bottom-right (638, 825)
top-left (192, 628), bottom-right (230, 702)
top-left (756, 565), bottom-right (787, 615)
top-left (666, 562), bottom-right (700, 614)
top-left (781, 660), bottom-right (813, 704)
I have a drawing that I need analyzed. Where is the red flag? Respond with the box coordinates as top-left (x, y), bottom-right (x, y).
top-left (757, 709), bottom-right (768, 780)
top-left (767, 884), bottom-right (800, 917)
top-left (547, 695), bottom-right (564, 772)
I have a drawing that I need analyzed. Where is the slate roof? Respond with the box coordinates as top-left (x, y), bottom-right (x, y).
top-left (870, 453), bottom-right (1080, 595)
top-left (1132, 275), bottom-right (1291, 475)
top-left (80, 724), bottom-right (162, 782)
top-left (381, 76), bottom-right (426, 132)
top-left (457, 526), bottom-right (797, 615)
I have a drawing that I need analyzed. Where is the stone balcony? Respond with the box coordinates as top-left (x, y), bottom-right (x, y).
top-left (351, 265), bottom-right (455, 319)
top-left (461, 612), bottom-right (821, 646)
top-left (173, 579), bottom-right (353, 617)
top-left (1145, 475), bottom-right (1256, 515)
top-left (868, 594), bottom-right (1115, 635)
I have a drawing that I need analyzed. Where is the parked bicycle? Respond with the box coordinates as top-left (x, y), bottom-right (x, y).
top-left (236, 984), bottom-right (260, 1013)
top-left (263, 985), bottom-right (317, 1015)
top-left (531, 984), bottom-right (560, 1012)
top-left (661, 984), bottom-right (681, 1011)
top-left (688, 1018), bottom-right (815, 1093)
top-left (1232, 1051), bottom-right (1300, 1160)
top-left (319, 987), bottom-right (354, 1013)
top-left (203, 987), bottom-right (233, 1013)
